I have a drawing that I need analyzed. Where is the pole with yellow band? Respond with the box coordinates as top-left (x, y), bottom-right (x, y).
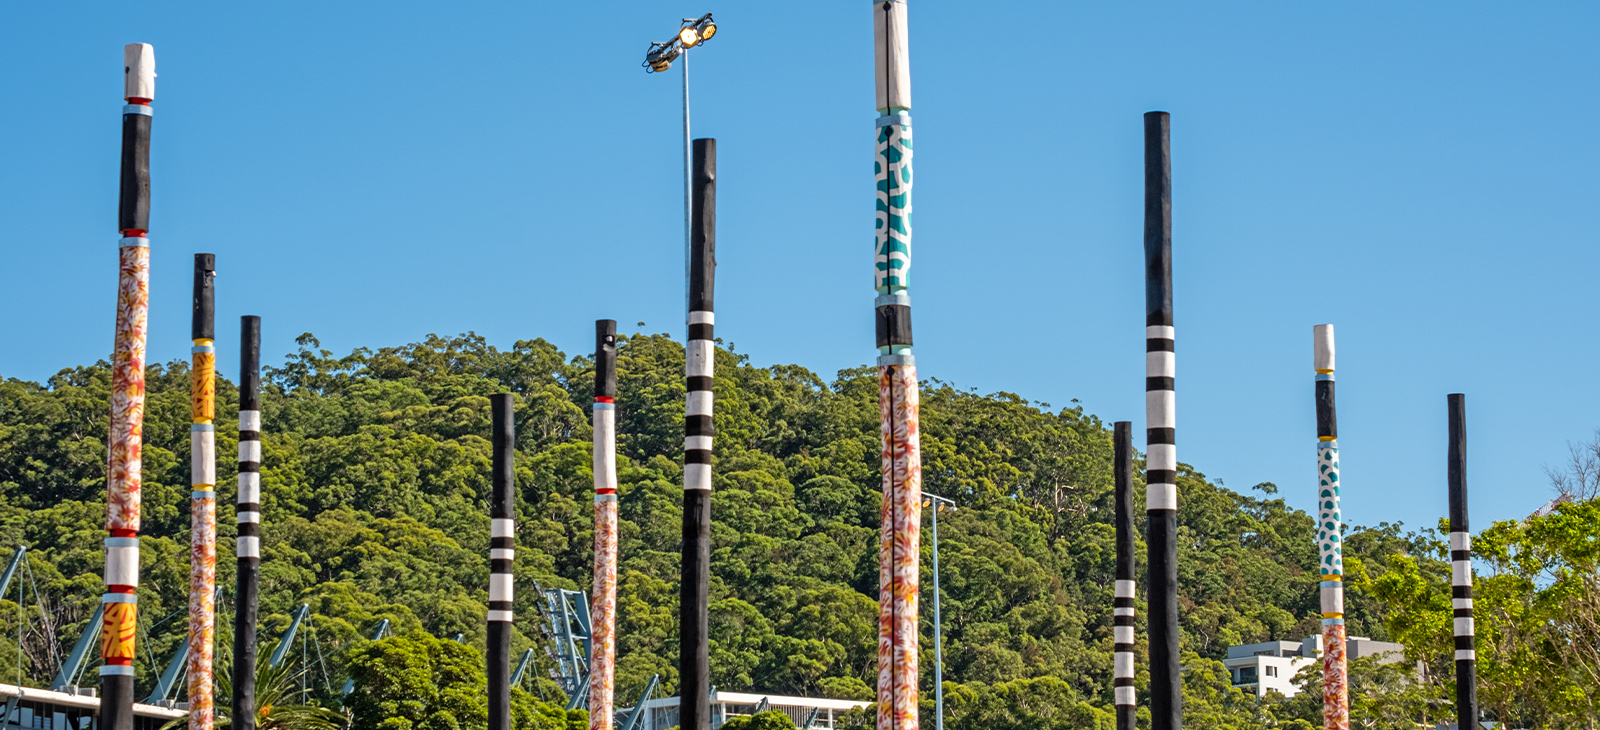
top-left (102, 42), bottom-right (156, 730)
top-left (189, 254), bottom-right (218, 730)
top-left (1313, 325), bottom-right (1348, 730)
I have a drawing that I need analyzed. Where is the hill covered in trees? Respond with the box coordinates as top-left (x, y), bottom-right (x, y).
top-left (0, 332), bottom-right (1594, 729)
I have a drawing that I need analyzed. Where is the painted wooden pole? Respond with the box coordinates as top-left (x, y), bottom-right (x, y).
top-left (1447, 394), bottom-right (1478, 730)
top-left (488, 394), bottom-right (516, 730)
top-left (101, 42), bottom-right (156, 730)
top-left (590, 320), bottom-right (619, 730)
top-left (234, 315), bottom-right (262, 730)
top-left (1143, 110), bottom-right (1181, 730)
top-left (1313, 325), bottom-right (1348, 730)
top-left (680, 138), bottom-right (715, 730)
top-left (189, 254), bottom-right (218, 730)
top-left (1112, 422), bottom-right (1137, 730)
top-left (874, 3), bottom-right (921, 729)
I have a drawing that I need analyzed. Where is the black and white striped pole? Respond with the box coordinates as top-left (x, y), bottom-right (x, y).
top-left (233, 316), bottom-right (262, 730)
top-left (1113, 421), bottom-right (1137, 730)
top-left (679, 137), bottom-right (715, 730)
top-left (1447, 394), bottom-right (1478, 730)
top-left (488, 394), bottom-right (516, 730)
top-left (590, 320), bottom-right (619, 730)
top-left (1143, 110), bottom-right (1182, 730)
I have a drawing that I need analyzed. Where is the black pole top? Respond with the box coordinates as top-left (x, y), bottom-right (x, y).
top-left (689, 138), bottom-right (717, 314)
top-left (1144, 112), bottom-right (1172, 328)
top-left (1113, 421), bottom-right (1135, 579)
top-left (1448, 393), bottom-right (1468, 531)
top-left (595, 320), bottom-right (617, 400)
top-left (193, 253), bottom-right (216, 341)
top-left (490, 393), bottom-right (516, 519)
top-left (239, 316), bottom-right (261, 410)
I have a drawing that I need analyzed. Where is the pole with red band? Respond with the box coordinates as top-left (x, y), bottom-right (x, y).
top-left (102, 42), bottom-right (155, 730)
top-left (589, 320), bottom-right (619, 730)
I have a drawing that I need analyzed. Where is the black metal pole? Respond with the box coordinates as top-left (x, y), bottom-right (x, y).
top-left (488, 394), bottom-right (516, 730)
top-left (1113, 422), bottom-right (1136, 730)
top-left (233, 316), bottom-right (262, 730)
top-left (680, 138), bottom-right (715, 730)
top-left (1143, 110), bottom-right (1182, 730)
top-left (1447, 394), bottom-right (1478, 729)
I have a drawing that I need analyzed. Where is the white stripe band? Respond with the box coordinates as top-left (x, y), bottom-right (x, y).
top-left (1321, 586), bottom-right (1345, 614)
top-left (1450, 532), bottom-right (1472, 551)
top-left (237, 511), bottom-right (260, 524)
top-left (685, 436), bottom-right (714, 451)
top-left (687, 339), bottom-right (715, 378)
top-left (105, 545), bottom-right (139, 586)
top-left (688, 311), bottom-right (715, 325)
top-left (1146, 350), bottom-right (1175, 379)
top-left (687, 390), bottom-right (714, 416)
top-left (489, 573), bottom-right (514, 600)
top-left (99, 666), bottom-right (135, 676)
top-left (192, 431), bottom-right (216, 483)
top-left (239, 410), bottom-right (261, 431)
top-left (1114, 580), bottom-right (1136, 598)
top-left (1147, 483), bottom-right (1178, 511)
top-left (491, 518), bottom-right (515, 538)
top-left (488, 610), bottom-right (514, 622)
top-left (1146, 390), bottom-right (1175, 429)
top-left (238, 472), bottom-right (260, 502)
top-left (1452, 561), bottom-right (1474, 586)
top-left (1114, 653), bottom-right (1134, 677)
top-left (1146, 443), bottom-right (1176, 471)
top-left (1455, 649), bottom-right (1476, 661)
top-left (1114, 626), bottom-right (1134, 644)
top-left (238, 440), bottom-right (262, 463)
top-left (685, 463), bottom-right (713, 491)
top-left (101, 593), bottom-right (137, 604)
top-left (490, 548), bottom-right (515, 561)
top-left (1115, 687), bottom-right (1135, 705)
top-left (1454, 617), bottom-right (1475, 636)
top-left (1146, 325), bottom-right (1175, 340)
top-left (1113, 607), bottom-right (1136, 617)
top-left (236, 537), bottom-right (260, 558)
top-left (595, 494), bottom-right (618, 502)
top-left (1453, 598), bottom-right (1474, 610)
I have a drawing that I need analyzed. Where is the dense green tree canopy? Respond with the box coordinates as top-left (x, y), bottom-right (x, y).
top-left (0, 331), bottom-right (1590, 727)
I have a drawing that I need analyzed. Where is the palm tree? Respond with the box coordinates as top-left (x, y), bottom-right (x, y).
top-left (162, 660), bottom-right (347, 730)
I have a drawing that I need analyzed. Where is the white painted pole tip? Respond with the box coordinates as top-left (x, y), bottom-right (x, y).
top-left (124, 43), bottom-right (156, 101)
top-left (1313, 324), bottom-right (1335, 372)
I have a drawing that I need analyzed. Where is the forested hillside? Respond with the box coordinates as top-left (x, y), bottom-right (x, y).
top-left (1, 332), bottom-right (1592, 729)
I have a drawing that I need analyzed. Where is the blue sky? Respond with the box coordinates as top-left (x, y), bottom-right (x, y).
top-left (3, 2), bottom-right (1597, 536)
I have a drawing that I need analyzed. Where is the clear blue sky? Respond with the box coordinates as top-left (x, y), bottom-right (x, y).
top-left (3, 2), bottom-right (1597, 537)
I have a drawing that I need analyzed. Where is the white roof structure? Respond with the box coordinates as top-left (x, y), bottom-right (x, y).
top-left (635, 691), bottom-right (869, 730)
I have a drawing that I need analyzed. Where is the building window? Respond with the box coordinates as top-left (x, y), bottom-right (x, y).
top-left (1265, 666), bottom-right (1278, 678)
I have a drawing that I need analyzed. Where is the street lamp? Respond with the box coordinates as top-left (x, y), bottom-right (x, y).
top-left (642, 13), bottom-right (719, 312)
top-left (921, 492), bottom-right (955, 730)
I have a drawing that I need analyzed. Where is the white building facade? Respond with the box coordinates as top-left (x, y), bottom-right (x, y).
top-left (1224, 635), bottom-right (1407, 698)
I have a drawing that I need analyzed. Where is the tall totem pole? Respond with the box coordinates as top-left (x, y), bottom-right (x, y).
top-left (189, 254), bottom-right (218, 730)
top-left (1447, 394), bottom-right (1478, 730)
top-left (234, 315), bottom-right (263, 730)
top-left (590, 320), bottom-right (619, 730)
top-left (680, 138), bottom-right (716, 730)
top-left (873, 3), bottom-right (922, 729)
top-left (1112, 422), bottom-right (1137, 730)
top-left (1313, 325), bottom-right (1347, 730)
top-left (102, 42), bottom-right (156, 730)
top-left (1143, 110), bottom-right (1181, 730)
top-left (488, 394), bottom-right (517, 730)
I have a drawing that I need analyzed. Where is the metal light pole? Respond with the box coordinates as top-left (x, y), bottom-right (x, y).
top-left (921, 492), bottom-right (954, 730)
top-left (643, 14), bottom-right (718, 314)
